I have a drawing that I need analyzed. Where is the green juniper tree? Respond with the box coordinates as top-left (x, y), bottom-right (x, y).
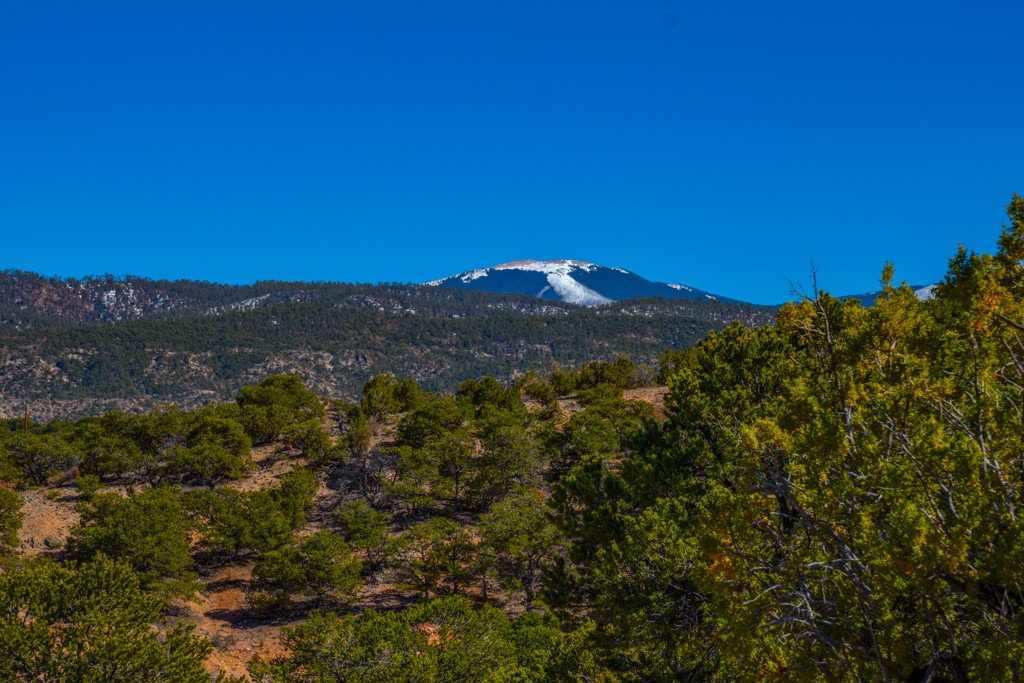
top-left (0, 555), bottom-right (219, 682)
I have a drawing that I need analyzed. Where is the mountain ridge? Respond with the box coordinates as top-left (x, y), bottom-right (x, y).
top-left (425, 259), bottom-right (737, 307)
top-left (0, 271), bottom-right (776, 420)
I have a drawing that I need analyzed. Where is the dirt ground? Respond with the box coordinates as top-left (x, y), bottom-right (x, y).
top-left (18, 486), bottom-right (81, 556)
top-left (178, 564), bottom-right (292, 678)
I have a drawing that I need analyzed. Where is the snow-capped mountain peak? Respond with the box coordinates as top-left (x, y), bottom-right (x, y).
top-left (423, 260), bottom-right (731, 307)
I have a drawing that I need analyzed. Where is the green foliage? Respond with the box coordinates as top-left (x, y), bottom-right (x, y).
top-left (0, 486), bottom-right (22, 552)
top-left (397, 517), bottom-right (476, 598)
top-left (237, 405), bottom-right (289, 446)
top-left (547, 456), bottom-right (630, 584)
top-left (86, 435), bottom-right (145, 480)
top-left (656, 346), bottom-right (696, 384)
top-left (506, 611), bottom-right (567, 681)
top-left (184, 487), bottom-right (292, 560)
top-left (247, 595), bottom-right (611, 682)
top-left (13, 199), bottom-right (1024, 679)
top-left (345, 413), bottom-right (373, 456)
top-left (518, 371), bottom-right (558, 404)
top-left (549, 364), bottom-right (579, 396)
top-left (577, 357), bottom-right (638, 390)
top-left (457, 376), bottom-right (527, 420)
top-left (3, 432), bottom-right (77, 486)
top-left (167, 440), bottom-right (250, 484)
top-left (432, 431), bottom-right (476, 502)
top-left (237, 374), bottom-right (323, 444)
top-left (0, 444), bottom-right (21, 486)
top-left (273, 465), bottom-right (319, 529)
top-left (393, 376), bottom-right (427, 413)
top-left (359, 374), bottom-right (409, 420)
top-left (334, 499), bottom-right (393, 569)
top-left (481, 489), bottom-right (561, 610)
top-left (185, 466), bottom-right (317, 561)
top-left (550, 409), bottom-right (620, 478)
top-left (67, 406), bottom-right (254, 484)
top-left (469, 420), bottom-right (544, 509)
top-left (548, 388), bottom-right (655, 480)
top-left (284, 418), bottom-right (335, 467)
top-left (73, 473), bottom-right (103, 499)
top-left (547, 357), bottom-right (656, 398)
top-left (542, 198), bottom-right (1024, 680)
top-left (541, 620), bottom-right (621, 682)
top-left (386, 446), bottom-right (443, 519)
top-left (249, 597), bottom-right (521, 683)
top-left (396, 396), bottom-right (471, 449)
top-left (0, 554), bottom-right (213, 682)
top-left (574, 382), bottom-right (623, 407)
top-left (129, 405), bottom-right (186, 463)
top-left (185, 411), bottom-right (251, 458)
top-left (249, 608), bottom-right (420, 682)
top-left (67, 486), bottom-right (200, 599)
top-left (252, 531), bottom-right (362, 609)
top-left (68, 417), bottom-right (146, 480)
top-left (546, 451), bottom-right (708, 668)
top-left (163, 411), bottom-right (253, 484)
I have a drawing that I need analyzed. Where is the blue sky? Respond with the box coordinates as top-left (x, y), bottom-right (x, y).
top-left (2, 1), bottom-right (1022, 304)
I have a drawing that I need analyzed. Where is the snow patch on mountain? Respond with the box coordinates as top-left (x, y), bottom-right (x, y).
top-left (668, 284), bottom-right (692, 292)
top-left (493, 259), bottom-right (598, 275)
top-left (915, 284), bottom-right (937, 301)
top-left (546, 273), bottom-right (611, 306)
top-left (458, 269), bottom-right (489, 283)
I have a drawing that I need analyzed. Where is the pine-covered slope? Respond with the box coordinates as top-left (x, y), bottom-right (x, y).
top-left (0, 270), bottom-right (578, 330)
top-left (0, 272), bottom-right (775, 420)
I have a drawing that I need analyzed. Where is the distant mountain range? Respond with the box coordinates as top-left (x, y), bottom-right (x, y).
top-left (424, 259), bottom-right (936, 307)
top-left (0, 265), bottom-right (941, 420)
top-left (425, 260), bottom-right (737, 307)
top-left (0, 270), bottom-right (775, 421)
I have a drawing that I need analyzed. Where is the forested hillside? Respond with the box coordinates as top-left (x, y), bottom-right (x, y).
top-left (0, 272), bottom-right (583, 329)
top-left (0, 279), bottom-right (774, 421)
top-left (1, 197), bottom-right (1022, 681)
top-left (0, 271), bottom-right (768, 330)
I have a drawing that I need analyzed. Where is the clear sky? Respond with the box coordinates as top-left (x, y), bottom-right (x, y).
top-left (2, 1), bottom-right (1022, 304)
